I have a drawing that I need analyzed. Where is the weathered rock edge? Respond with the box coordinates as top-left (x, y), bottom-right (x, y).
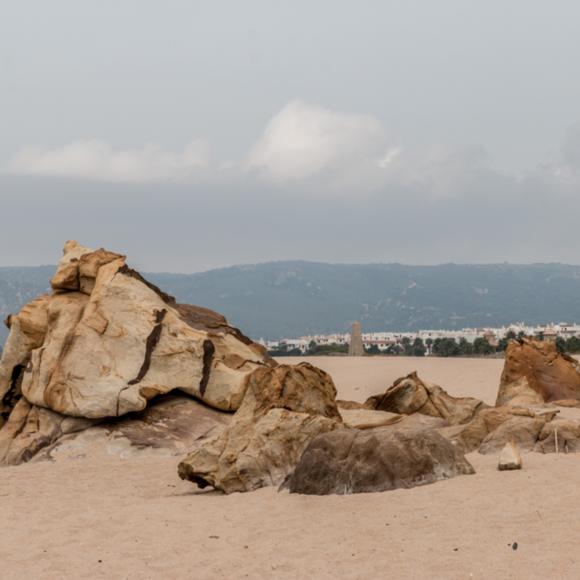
top-left (178, 363), bottom-right (344, 493)
top-left (0, 241), bottom-right (275, 465)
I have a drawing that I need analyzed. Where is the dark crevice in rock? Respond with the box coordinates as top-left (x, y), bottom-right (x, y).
top-left (1, 363), bottom-right (26, 421)
top-left (191, 474), bottom-right (211, 489)
top-left (118, 265), bottom-right (274, 365)
top-left (128, 309), bottom-right (167, 386)
top-left (176, 304), bottom-right (254, 346)
top-left (199, 339), bottom-right (215, 397)
top-left (117, 264), bottom-right (177, 305)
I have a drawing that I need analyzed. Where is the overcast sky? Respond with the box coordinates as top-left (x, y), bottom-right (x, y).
top-left (2, 0), bottom-right (580, 272)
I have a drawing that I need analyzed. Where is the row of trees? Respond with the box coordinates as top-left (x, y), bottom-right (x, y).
top-left (269, 331), bottom-right (580, 358)
top-left (269, 341), bottom-right (349, 357)
top-left (371, 331), bottom-right (580, 357)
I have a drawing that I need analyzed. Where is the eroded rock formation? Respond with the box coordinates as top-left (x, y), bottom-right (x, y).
top-left (178, 363), bottom-right (344, 493)
top-left (0, 241), bottom-right (274, 464)
top-left (365, 372), bottom-right (487, 425)
top-left (364, 371), bottom-right (567, 456)
top-left (498, 338), bottom-right (580, 405)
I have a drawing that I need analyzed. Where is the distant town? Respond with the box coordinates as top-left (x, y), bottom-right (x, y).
top-left (265, 322), bottom-right (580, 357)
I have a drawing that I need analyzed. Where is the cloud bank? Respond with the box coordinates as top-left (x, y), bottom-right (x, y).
top-left (10, 139), bottom-right (209, 183)
top-left (6, 101), bottom-right (580, 204)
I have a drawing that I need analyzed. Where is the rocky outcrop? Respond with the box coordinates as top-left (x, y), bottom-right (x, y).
top-left (0, 241), bottom-right (274, 464)
top-left (498, 339), bottom-right (580, 405)
top-left (364, 372), bottom-right (565, 456)
top-left (178, 363), bottom-right (343, 493)
top-left (365, 372), bottom-right (487, 425)
top-left (284, 426), bottom-right (475, 495)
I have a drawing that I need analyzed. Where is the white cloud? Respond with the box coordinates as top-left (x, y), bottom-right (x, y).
top-left (8, 102), bottom-right (580, 205)
top-left (9, 139), bottom-right (209, 183)
top-left (246, 100), bottom-right (386, 181)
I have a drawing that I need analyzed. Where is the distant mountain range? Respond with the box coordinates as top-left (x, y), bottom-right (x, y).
top-left (3, 261), bottom-right (580, 343)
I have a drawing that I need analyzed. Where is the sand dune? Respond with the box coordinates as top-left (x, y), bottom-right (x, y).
top-left (2, 356), bottom-right (579, 579)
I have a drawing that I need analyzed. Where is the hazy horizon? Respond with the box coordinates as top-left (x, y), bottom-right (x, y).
top-left (4, 254), bottom-right (580, 275)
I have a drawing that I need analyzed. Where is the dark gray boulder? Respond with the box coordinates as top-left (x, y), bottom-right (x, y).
top-left (284, 426), bottom-right (475, 495)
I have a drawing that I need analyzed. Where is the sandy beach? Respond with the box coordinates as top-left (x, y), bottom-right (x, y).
top-left (2, 356), bottom-right (579, 579)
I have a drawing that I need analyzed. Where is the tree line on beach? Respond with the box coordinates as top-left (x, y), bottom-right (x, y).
top-left (269, 331), bottom-right (580, 358)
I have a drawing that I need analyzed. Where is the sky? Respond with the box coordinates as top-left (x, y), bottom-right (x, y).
top-left (2, 0), bottom-right (580, 272)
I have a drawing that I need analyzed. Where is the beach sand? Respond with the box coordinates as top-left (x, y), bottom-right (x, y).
top-left (2, 356), bottom-right (579, 579)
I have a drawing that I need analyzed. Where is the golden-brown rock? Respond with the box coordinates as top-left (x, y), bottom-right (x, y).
top-left (0, 295), bottom-right (51, 424)
top-left (0, 241), bottom-right (274, 425)
top-left (178, 363), bottom-right (343, 493)
top-left (0, 241), bottom-right (276, 464)
top-left (498, 339), bottom-right (580, 404)
top-left (365, 372), bottom-right (487, 425)
top-left (0, 398), bottom-right (93, 465)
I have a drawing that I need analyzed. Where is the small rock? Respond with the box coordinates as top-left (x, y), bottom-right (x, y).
top-left (512, 542), bottom-right (518, 551)
top-left (498, 442), bottom-right (522, 471)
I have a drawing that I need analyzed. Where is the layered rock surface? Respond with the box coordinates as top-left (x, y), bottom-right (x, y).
top-left (365, 372), bottom-right (486, 425)
top-left (498, 338), bottom-right (580, 405)
top-left (178, 363), bottom-right (344, 493)
top-left (0, 241), bottom-right (274, 464)
top-left (363, 371), bottom-right (569, 456)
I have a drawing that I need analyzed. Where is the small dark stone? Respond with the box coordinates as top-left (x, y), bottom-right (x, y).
top-left (512, 542), bottom-right (518, 551)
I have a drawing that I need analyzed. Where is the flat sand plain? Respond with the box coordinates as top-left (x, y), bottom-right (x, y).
top-left (2, 356), bottom-right (580, 580)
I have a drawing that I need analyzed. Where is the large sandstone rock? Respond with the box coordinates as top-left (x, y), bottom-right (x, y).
top-left (284, 426), bottom-right (475, 495)
top-left (0, 241), bottom-right (274, 427)
top-left (178, 363), bottom-right (343, 493)
top-left (498, 339), bottom-right (580, 405)
top-left (365, 372), bottom-right (487, 426)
